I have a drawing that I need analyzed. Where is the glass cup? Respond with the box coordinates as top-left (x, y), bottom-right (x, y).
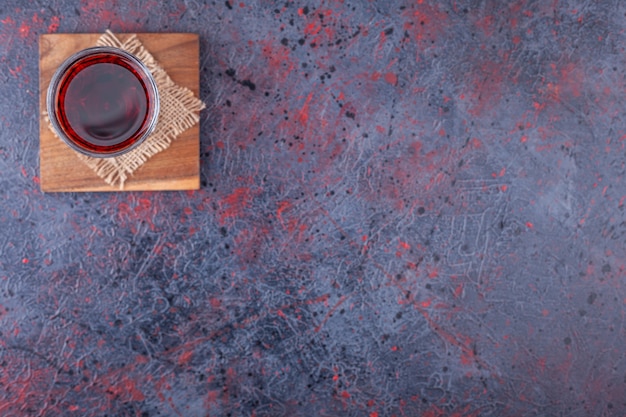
top-left (46, 46), bottom-right (160, 158)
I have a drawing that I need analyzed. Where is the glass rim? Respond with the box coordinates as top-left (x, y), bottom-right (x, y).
top-left (46, 46), bottom-right (160, 158)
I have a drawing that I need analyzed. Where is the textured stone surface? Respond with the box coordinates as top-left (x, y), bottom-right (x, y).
top-left (2, 1), bottom-right (626, 416)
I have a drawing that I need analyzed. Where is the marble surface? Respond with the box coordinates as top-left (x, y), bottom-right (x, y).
top-left (1, 1), bottom-right (626, 416)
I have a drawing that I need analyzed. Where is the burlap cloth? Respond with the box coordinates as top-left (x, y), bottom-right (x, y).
top-left (46, 30), bottom-right (205, 189)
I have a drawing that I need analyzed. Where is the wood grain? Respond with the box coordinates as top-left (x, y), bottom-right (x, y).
top-left (39, 33), bottom-right (201, 192)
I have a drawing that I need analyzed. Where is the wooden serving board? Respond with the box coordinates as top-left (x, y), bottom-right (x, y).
top-left (39, 33), bottom-right (201, 192)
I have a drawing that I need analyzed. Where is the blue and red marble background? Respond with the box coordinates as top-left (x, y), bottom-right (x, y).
top-left (2, 1), bottom-right (626, 416)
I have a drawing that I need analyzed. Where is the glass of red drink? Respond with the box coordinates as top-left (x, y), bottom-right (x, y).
top-left (46, 46), bottom-right (160, 158)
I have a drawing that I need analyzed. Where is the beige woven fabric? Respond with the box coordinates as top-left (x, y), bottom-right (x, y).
top-left (47, 30), bottom-right (205, 189)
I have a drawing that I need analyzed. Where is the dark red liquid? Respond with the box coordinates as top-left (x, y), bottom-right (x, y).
top-left (55, 53), bottom-right (152, 154)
